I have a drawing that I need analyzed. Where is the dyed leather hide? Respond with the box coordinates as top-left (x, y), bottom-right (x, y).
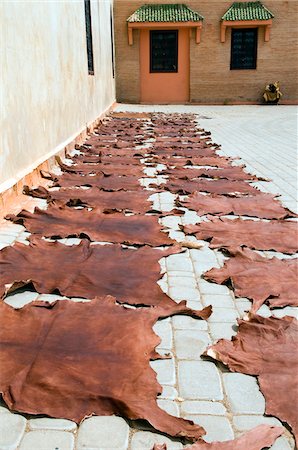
top-left (206, 315), bottom-right (298, 445)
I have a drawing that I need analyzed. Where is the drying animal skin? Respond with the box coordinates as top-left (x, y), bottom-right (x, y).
top-left (149, 147), bottom-right (216, 158)
top-left (158, 156), bottom-right (234, 168)
top-left (0, 296), bottom-right (205, 440)
top-left (56, 156), bottom-right (142, 174)
top-left (204, 248), bottom-right (298, 311)
top-left (151, 179), bottom-right (261, 196)
top-left (7, 207), bottom-right (174, 246)
top-left (0, 238), bottom-right (211, 319)
top-left (206, 315), bottom-right (298, 445)
top-left (177, 192), bottom-right (296, 220)
top-left (162, 166), bottom-right (263, 181)
top-left (47, 172), bottom-right (143, 190)
top-left (152, 425), bottom-right (283, 449)
top-left (23, 186), bottom-right (153, 213)
top-left (184, 217), bottom-right (298, 254)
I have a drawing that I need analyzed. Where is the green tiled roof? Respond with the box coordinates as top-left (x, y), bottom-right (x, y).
top-left (127, 4), bottom-right (204, 23)
top-left (222, 1), bottom-right (274, 21)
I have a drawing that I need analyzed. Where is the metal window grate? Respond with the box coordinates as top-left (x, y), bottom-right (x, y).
top-left (230, 28), bottom-right (258, 70)
top-left (150, 30), bottom-right (178, 73)
top-left (84, 0), bottom-right (94, 75)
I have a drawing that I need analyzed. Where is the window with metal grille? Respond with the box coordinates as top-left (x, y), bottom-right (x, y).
top-left (84, 0), bottom-right (94, 75)
top-left (231, 28), bottom-right (258, 70)
top-left (150, 30), bottom-right (178, 73)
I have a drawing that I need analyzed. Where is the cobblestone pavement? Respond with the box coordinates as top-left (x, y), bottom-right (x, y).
top-left (0, 105), bottom-right (297, 449)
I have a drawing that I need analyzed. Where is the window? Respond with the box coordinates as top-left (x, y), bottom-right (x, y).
top-left (230, 28), bottom-right (258, 70)
top-left (84, 0), bottom-right (94, 75)
top-left (150, 30), bottom-right (178, 73)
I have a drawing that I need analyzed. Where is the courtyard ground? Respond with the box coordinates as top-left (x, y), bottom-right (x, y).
top-left (0, 105), bottom-right (297, 450)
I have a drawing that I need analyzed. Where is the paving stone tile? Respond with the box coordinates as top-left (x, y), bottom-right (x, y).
top-left (0, 413), bottom-right (26, 450)
top-left (190, 248), bottom-right (217, 263)
top-left (157, 399), bottom-right (180, 417)
top-left (223, 373), bottom-right (265, 414)
top-left (233, 415), bottom-right (282, 431)
top-left (270, 437), bottom-right (293, 450)
top-left (153, 320), bottom-right (173, 349)
top-left (186, 300), bottom-right (204, 310)
top-left (166, 254), bottom-right (193, 272)
top-left (28, 418), bottom-right (77, 431)
top-left (167, 276), bottom-right (197, 288)
top-left (272, 307), bottom-right (298, 319)
top-left (174, 330), bottom-right (210, 359)
top-left (192, 259), bottom-right (220, 275)
top-left (131, 431), bottom-right (182, 450)
top-left (19, 430), bottom-right (74, 450)
top-left (183, 415), bottom-right (234, 442)
top-left (160, 385), bottom-right (178, 400)
top-left (172, 316), bottom-right (208, 331)
top-left (150, 358), bottom-right (176, 385)
top-left (76, 416), bottom-right (129, 449)
top-left (181, 401), bottom-right (226, 415)
top-left (208, 308), bottom-right (239, 323)
top-left (202, 294), bottom-right (235, 308)
top-left (169, 286), bottom-right (200, 302)
top-left (160, 216), bottom-right (182, 230)
top-left (198, 280), bottom-right (230, 295)
top-left (168, 230), bottom-right (186, 242)
top-left (235, 300), bottom-right (252, 315)
top-left (178, 361), bottom-right (223, 400)
top-left (209, 323), bottom-right (238, 341)
top-left (4, 291), bottom-right (39, 309)
top-left (256, 304), bottom-right (272, 318)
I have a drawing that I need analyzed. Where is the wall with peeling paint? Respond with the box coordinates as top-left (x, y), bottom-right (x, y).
top-left (0, 0), bottom-right (115, 189)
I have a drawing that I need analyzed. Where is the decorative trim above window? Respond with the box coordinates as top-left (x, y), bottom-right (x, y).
top-left (220, 1), bottom-right (274, 43)
top-left (127, 4), bottom-right (203, 45)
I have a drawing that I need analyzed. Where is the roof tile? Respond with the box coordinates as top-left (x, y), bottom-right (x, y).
top-left (222, 1), bottom-right (274, 21)
top-left (127, 4), bottom-right (204, 23)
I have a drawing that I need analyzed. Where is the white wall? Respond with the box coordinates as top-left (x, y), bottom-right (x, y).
top-left (0, 0), bottom-right (115, 189)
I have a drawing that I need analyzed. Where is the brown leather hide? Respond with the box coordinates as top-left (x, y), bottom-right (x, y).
top-left (177, 192), bottom-right (296, 220)
top-left (184, 217), bottom-right (298, 254)
top-left (152, 179), bottom-right (261, 196)
top-left (56, 157), bottom-right (142, 174)
top-left (163, 166), bottom-right (262, 181)
top-left (51, 173), bottom-right (142, 190)
top-left (8, 207), bottom-right (174, 246)
top-left (0, 296), bottom-right (205, 440)
top-left (149, 148), bottom-right (216, 158)
top-left (0, 238), bottom-right (211, 319)
top-left (153, 425), bottom-right (283, 449)
top-left (24, 186), bottom-right (153, 213)
top-left (204, 248), bottom-right (298, 311)
top-left (206, 315), bottom-right (298, 445)
top-left (158, 156), bottom-right (233, 168)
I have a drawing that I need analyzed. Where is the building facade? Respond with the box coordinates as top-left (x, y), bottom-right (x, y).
top-left (114, 0), bottom-right (298, 104)
top-left (1, 0), bottom-right (115, 191)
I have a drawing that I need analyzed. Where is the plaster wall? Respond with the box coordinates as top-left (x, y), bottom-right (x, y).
top-left (0, 0), bottom-right (115, 189)
top-left (114, 0), bottom-right (298, 104)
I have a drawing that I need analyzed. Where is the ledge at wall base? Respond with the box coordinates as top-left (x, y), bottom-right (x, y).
top-left (0, 101), bottom-right (116, 213)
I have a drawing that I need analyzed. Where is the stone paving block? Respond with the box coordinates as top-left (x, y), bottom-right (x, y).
top-left (174, 330), bottom-right (210, 359)
top-left (198, 280), bottom-right (230, 295)
top-left (76, 416), bottom-right (129, 449)
top-left (270, 437), bottom-right (294, 450)
top-left (172, 316), bottom-right (208, 331)
top-left (0, 234), bottom-right (16, 245)
top-left (223, 373), bottom-right (265, 414)
top-left (256, 304), bottom-right (272, 318)
top-left (167, 275), bottom-right (197, 288)
top-left (273, 307), bottom-right (298, 319)
top-left (0, 413), bottom-right (26, 450)
top-left (19, 430), bottom-right (74, 450)
top-left (169, 286), bottom-right (201, 302)
top-left (160, 385), bottom-right (178, 400)
top-left (209, 323), bottom-right (238, 342)
top-left (166, 256), bottom-right (193, 273)
top-left (157, 399), bottom-right (180, 417)
top-left (186, 300), bottom-right (205, 310)
top-left (28, 418), bottom-right (77, 431)
top-left (202, 294), bottom-right (235, 308)
top-left (131, 431), bottom-right (182, 450)
top-left (4, 291), bottom-right (39, 309)
top-left (190, 248), bottom-right (218, 263)
top-left (235, 300), bottom-right (252, 315)
top-left (153, 320), bottom-right (173, 349)
top-left (181, 401), bottom-right (226, 415)
top-left (150, 358), bottom-right (176, 385)
top-left (192, 259), bottom-right (220, 275)
top-left (183, 415), bottom-right (234, 442)
top-left (208, 307), bottom-right (239, 323)
top-left (160, 216), bottom-right (182, 230)
top-left (168, 230), bottom-right (186, 242)
top-left (178, 361), bottom-right (223, 400)
top-left (233, 415), bottom-right (282, 431)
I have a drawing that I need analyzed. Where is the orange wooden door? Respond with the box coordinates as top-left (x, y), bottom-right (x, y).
top-left (140, 28), bottom-right (190, 104)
